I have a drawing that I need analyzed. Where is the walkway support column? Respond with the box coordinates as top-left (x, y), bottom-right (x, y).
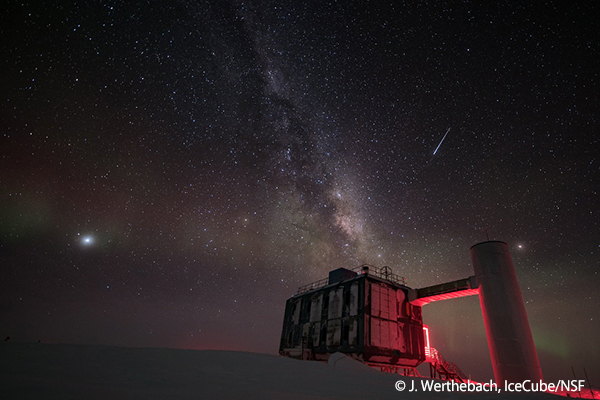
top-left (471, 241), bottom-right (543, 386)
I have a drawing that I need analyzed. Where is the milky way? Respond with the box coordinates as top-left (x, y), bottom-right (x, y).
top-left (1, 0), bottom-right (599, 384)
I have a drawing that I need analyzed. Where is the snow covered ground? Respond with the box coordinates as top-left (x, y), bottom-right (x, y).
top-left (0, 342), bottom-right (567, 399)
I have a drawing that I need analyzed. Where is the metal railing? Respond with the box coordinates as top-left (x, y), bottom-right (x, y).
top-left (358, 264), bottom-right (407, 286)
top-left (297, 264), bottom-right (407, 294)
top-left (427, 347), bottom-right (468, 382)
top-left (296, 277), bottom-right (329, 294)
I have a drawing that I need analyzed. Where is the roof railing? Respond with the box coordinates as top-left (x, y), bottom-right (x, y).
top-left (296, 264), bottom-right (407, 294)
top-left (296, 277), bottom-right (329, 294)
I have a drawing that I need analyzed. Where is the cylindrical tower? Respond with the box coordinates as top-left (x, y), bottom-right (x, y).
top-left (471, 241), bottom-right (543, 385)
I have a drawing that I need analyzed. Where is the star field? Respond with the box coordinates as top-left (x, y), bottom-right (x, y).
top-left (1, 0), bottom-right (599, 384)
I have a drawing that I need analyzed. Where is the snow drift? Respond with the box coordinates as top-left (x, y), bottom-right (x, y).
top-left (1, 342), bottom-right (560, 399)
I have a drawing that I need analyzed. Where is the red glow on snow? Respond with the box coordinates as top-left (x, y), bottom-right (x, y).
top-left (552, 388), bottom-right (597, 398)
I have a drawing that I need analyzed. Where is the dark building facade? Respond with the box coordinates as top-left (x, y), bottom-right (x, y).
top-left (279, 265), bottom-right (426, 368)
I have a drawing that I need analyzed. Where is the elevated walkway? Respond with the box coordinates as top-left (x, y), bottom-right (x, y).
top-left (410, 276), bottom-right (479, 306)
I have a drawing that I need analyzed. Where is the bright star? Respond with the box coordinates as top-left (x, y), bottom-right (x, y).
top-left (81, 235), bottom-right (94, 245)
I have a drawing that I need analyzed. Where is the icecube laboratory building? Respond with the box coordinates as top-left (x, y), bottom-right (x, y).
top-left (279, 241), bottom-right (544, 384)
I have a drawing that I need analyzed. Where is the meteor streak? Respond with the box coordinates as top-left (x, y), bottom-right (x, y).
top-left (433, 127), bottom-right (451, 155)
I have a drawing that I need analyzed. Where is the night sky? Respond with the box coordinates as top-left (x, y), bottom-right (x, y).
top-left (2, 0), bottom-right (599, 385)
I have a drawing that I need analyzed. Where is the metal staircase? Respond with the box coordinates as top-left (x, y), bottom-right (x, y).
top-left (426, 347), bottom-right (468, 382)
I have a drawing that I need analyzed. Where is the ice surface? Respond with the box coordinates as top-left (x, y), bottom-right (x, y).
top-left (0, 342), bottom-right (561, 399)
